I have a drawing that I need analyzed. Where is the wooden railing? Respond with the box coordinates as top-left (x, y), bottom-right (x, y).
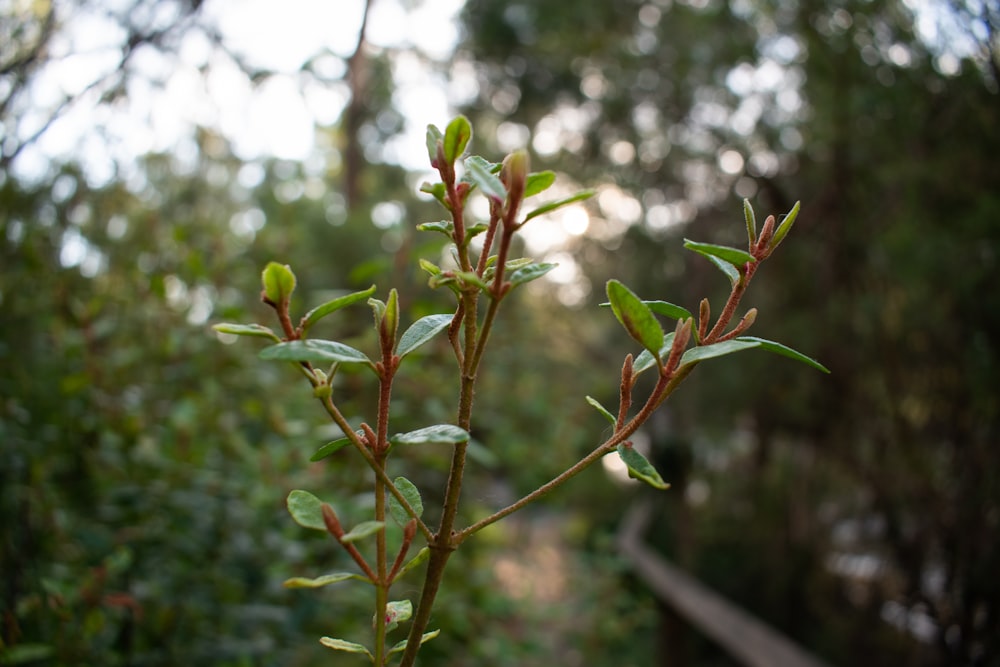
top-left (617, 501), bottom-right (835, 667)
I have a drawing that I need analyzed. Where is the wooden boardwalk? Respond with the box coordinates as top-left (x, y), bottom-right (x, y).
top-left (618, 501), bottom-right (835, 667)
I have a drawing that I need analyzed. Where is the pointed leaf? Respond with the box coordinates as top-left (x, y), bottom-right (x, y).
top-left (736, 336), bottom-right (830, 373)
top-left (390, 424), bottom-right (469, 446)
top-left (586, 396), bottom-right (616, 425)
top-left (416, 220), bottom-right (454, 236)
top-left (310, 430), bottom-right (364, 462)
top-left (287, 490), bottom-right (326, 531)
top-left (683, 240), bottom-right (755, 267)
top-left (509, 262), bottom-right (557, 287)
top-left (769, 200), bottom-right (801, 251)
top-left (397, 314), bottom-right (453, 358)
top-left (645, 301), bottom-right (693, 321)
top-left (466, 222), bottom-right (490, 239)
top-left (259, 340), bottom-right (373, 367)
top-left (464, 155), bottom-right (507, 201)
top-left (388, 476), bottom-right (424, 526)
top-left (523, 190), bottom-right (595, 222)
top-left (212, 323), bottom-right (281, 342)
top-left (425, 124), bottom-right (443, 164)
top-left (680, 339), bottom-right (760, 366)
top-left (606, 280), bottom-right (665, 360)
top-left (301, 285), bottom-right (377, 332)
top-left (743, 198), bottom-right (756, 244)
top-left (418, 258), bottom-right (442, 277)
top-left (393, 547), bottom-right (430, 581)
top-left (706, 253), bottom-right (741, 286)
top-left (617, 443), bottom-right (669, 489)
top-left (340, 520), bottom-right (385, 544)
top-left (386, 599), bottom-right (413, 624)
top-left (389, 629), bottom-right (441, 656)
top-left (284, 572), bottom-right (370, 588)
top-left (524, 170), bottom-right (556, 197)
top-left (634, 333), bottom-right (676, 375)
top-left (319, 637), bottom-right (373, 659)
top-left (455, 271), bottom-right (488, 290)
top-left (444, 116), bottom-right (472, 163)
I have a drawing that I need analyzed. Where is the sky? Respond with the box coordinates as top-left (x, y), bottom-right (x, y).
top-left (10, 0), bottom-right (469, 184)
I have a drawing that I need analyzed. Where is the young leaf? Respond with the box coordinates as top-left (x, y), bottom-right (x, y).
top-left (509, 262), bottom-right (557, 288)
top-left (212, 323), bottom-right (281, 342)
top-left (393, 546), bottom-right (430, 581)
top-left (443, 115), bottom-right (472, 163)
top-left (606, 280), bottom-right (665, 361)
top-left (390, 424), bottom-right (470, 446)
top-left (386, 599), bottom-right (413, 625)
top-left (522, 190), bottom-right (595, 222)
top-left (706, 254), bottom-right (741, 287)
top-left (397, 314), bottom-right (453, 358)
top-left (585, 396), bottom-right (616, 425)
top-left (287, 490), bottom-right (326, 531)
top-left (425, 124), bottom-right (443, 164)
top-left (683, 240), bottom-right (756, 267)
top-left (464, 155), bottom-right (507, 201)
top-left (261, 262), bottom-right (296, 304)
top-left (633, 333), bottom-right (676, 375)
top-left (284, 572), bottom-right (370, 588)
top-left (388, 476), bottom-right (424, 526)
top-left (616, 443), bottom-right (670, 490)
top-left (680, 339), bottom-right (760, 366)
top-left (340, 520), bottom-right (385, 544)
top-left (319, 637), bottom-right (373, 659)
top-left (310, 430), bottom-right (365, 462)
top-left (735, 336), bottom-right (830, 373)
top-left (259, 340), bottom-right (373, 367)
top-left (300, 285), bottom-right (377, 333)
top-left (388, 629), bottom-right (441, 656)
top-left (524, 170), bottom-right (556, 197)
top-left (455, 271), bottom-right (489, 290)
top-left (768, 200), bottom-right (801, 252)
top-left (743, 198), bottom-right (756, 245)
top-left (419, 181), bottom-right (447, 206)
top-left (417, 220), bottom-right (454, 237)
top-left (645, 301), bottom-right (694, 321)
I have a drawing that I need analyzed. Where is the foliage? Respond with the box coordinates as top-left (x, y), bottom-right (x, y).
top-left (217, 115), bottom-right (822, 665)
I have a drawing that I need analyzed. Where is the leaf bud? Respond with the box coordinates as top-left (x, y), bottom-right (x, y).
top-left (261, 262), bottom-right (296, 306)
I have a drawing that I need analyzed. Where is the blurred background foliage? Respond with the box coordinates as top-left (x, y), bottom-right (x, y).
top-left (2, 0), bottom-right (998, 666)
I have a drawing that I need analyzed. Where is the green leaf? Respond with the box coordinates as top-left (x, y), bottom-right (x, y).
top-left (444, 116), bottom-right (472, 163)
top-left (586, 396), bottom-right (616, 425)
top-left (706, 254), bottom-right (741, 286)
top-left (388, 476), bottom-right (423, 526)
top-left (606, 280), bottom-right (665, 361)
top-left (735, 336), bottom-right (830, 373)
top-left (617, 443), bottom-right (670, 489)
top-left (524, 170), bottom-right (556, 197)
top-left (509, 262), bottom-right (557, 288)
top-left (425, 124), bottom-right (443, 164)
top-left (389, 629), bottom-right (441, 656)
top-left (743, 198), bottom-right (756, 244)
top-left (419, 181), bottom-right (447, 206)
top-left (769, 200), bottom-right (801, 251)
top-left (455, 271), bottom-right (488, 290)
top-left (680, 339), bottom-right (761, 366)
top-left (386, 599), bottom-right (413, 625)
top-left (397, 314), bottom-right (453, 358)
top-left (212, 323), bottom-right (281, 342)
top-left (633, 333), bottom-right (675, 375)
top-left (418, 258), bottom-right (442, 277)
top-left (287, 490), bottom-right (326, 531)
top-left (683, 240), bottom-right (756, 267)
top-left (319, 637), bottom-right (373, 659)
top-left (284, 572), bottom-right (370, 588)
top-left (417, 220), bottom-right (454, 237)
top-left (390, 424), bottom-right (470, 446)
top-left (261, 262), bottom-right (296, 304)
top-left (301, 285), bottom-right (377, 333)
top-left (523, 190), bottom-right (595, 222)
top-left (340, 520), bottom-right (385, 543)
top-left (259, 340), bottom-right (373, 367)
top-left (645, 301), bottom-right (693, 321)
top-left (466, 222), bottom-right (490, 239)
top-left (464, 155), bottom-right (507, 201)
top-left (393, 547), bottom-right (430, 581)
top-left (310, 430), bottom-right (364, 462)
